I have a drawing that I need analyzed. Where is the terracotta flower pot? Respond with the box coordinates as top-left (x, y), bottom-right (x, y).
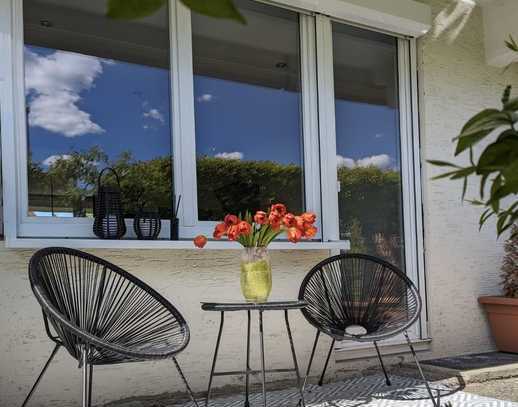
top-left (479, 296), bottom-right (518, 353)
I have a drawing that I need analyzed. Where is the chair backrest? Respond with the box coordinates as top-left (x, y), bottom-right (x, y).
top-left (29, 247), bottom-right (189, 361)
top-left (299, 253), bottom-right (421, 342)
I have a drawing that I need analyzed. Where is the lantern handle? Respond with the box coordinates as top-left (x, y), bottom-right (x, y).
top-left (97, 167), bottom-right (121, 189)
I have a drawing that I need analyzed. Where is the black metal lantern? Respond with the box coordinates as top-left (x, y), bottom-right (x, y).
top-left (93, 167), bottom-right (126, 239)
top-left (134, 208), bottom-right (162, 240)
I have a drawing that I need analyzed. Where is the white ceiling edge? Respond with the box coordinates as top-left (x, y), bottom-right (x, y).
top-left (270, 0), bottom-right (432, 37)
top-left (481, 0), bottom-right (518, 67)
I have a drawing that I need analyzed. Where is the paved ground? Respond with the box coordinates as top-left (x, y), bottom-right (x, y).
top-left (465, 377), bottom-right (518, 403)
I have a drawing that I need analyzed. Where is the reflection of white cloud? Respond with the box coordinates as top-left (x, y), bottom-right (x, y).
top-left (215, 151), bottom-right (243, 160)
top-left (357, 154), bottom-right (391, 169)
top-left (197, 94), bottom-right (213, 103)
top-left (337, 154), bottom-right (392, 169)
top-left (43, 154), bottom-right (72, 166)
top-left (143, 108), bottom-right (165, 123)
top-left (24, 48), bottom-right (107, 137)
top-left (375, 133), bottom-right (384, 139)
top-left (336, 155), bottom-right (356, 169)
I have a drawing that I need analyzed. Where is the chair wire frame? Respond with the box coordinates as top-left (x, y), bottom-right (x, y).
top-left (22, 247), bottom-right (200, 407)
top-left (298, 253), bottom-right (441, 407)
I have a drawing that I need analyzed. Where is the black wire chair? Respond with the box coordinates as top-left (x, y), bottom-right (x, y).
top-left (299, 253), bottom-right (440, 407)
top-left (22, 247), bottom-right (199, 407)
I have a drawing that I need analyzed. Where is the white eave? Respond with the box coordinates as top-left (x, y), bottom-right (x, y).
top-left (272, 0), bottom-right (432, 37)
top-left (481, 0), bottom-right (518, 67)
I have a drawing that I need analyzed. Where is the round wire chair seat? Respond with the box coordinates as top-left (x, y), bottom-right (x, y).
top-left (29, 247), bottom-right (190, 365)
top-left (299, 253), bottom-right (421, 343)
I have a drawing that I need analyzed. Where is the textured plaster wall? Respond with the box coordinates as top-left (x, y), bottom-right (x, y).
top-left (2, 0), bottom-right (518, 406)
top-left (416, 0), bottom-right (518, 358)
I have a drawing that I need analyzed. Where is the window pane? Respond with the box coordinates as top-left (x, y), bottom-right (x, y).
top-left (191, 0), bottom-right (304, 221)
top-left (23, 0), bottom-right (172, 219)
top-left (332, 23), bottom-right (405, 269)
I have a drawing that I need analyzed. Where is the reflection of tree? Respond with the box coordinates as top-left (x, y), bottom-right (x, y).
top-left (28, 147), bottom-right (173, 217)
top-left (29, 150), bottom-right (403, 265)
top-left (196, 156), bottom-right (303, 220)
top-left (338, 166), bottom-right (403, 267)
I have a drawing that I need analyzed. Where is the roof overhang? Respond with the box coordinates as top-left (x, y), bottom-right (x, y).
top-left (271, 0), bottom-right (432, 37)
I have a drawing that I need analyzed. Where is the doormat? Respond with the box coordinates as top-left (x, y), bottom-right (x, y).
top-left (422, 352), bottom-right (518, 371)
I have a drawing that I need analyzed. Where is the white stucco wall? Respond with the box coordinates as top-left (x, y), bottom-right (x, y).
top-left (2, 0), bottom-right (518, 406)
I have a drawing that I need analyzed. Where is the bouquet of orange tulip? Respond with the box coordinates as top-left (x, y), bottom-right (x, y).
top-left (193, 203), bottom-right (317, 248)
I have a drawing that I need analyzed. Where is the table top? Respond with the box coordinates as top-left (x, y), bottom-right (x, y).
top-left (201, 300), bottom-right (307, 312)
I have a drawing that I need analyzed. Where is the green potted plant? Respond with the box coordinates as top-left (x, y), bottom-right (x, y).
top-left (430, 37), bottom-right (518, 352)
top-left (478, 226), bottom-right (518, 352)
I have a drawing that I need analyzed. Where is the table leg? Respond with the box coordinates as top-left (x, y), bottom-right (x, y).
top-left (284, 310), bottom-right (305, 407)
top-left (206, 311), bottom-right (225, 407)
top-left (244, 310), bottom-right (251, 407)
top-left (258, 310), bottom-right (267, 407)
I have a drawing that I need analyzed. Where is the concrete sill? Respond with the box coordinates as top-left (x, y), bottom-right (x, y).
top-left (335, 338), bottom-right (432, 361)
top-left (5, 237), bottom-right (350, 251)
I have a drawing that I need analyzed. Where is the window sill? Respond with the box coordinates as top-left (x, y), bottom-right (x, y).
top-left (4, 237), bottom-right (350, 251)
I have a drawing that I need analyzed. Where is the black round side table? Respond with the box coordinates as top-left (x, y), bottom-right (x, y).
top-left (201, 300), bottom-right (307, 407)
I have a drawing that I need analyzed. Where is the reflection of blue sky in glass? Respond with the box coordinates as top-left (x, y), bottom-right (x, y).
top-left (25, 46), bottom-right (400, 172)
top-left (335, 99), bottom-right (400, 171)
top-left (25, 45), bottom-right (171, 167)
top-left (194, 75), bottom-right (302, 165)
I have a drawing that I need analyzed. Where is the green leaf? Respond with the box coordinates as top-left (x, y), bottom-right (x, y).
top-left (455, 130), bottom-right (493, 155)
top-left (450, 166), bottom-right (476, 180)
top-left (479, 208), bottom-right (493, 230)
top-left (107, 0), bottom-right (166, 19)
top-left (460, 109), bottom-right (501, 134)
top-left (427, 160), bottom-right (461, 168)
top-left (180, 0), bottom-right (246, 23)
top-left (478, 138), bottom-right (518, 170)
top-left (506, 36), bottom-right (518, 53)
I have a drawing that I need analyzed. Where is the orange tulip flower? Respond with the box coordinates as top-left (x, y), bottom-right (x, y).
top-left (194, 235), bottom-right (208, 248)
top-left (213, 222), bottom-right (227, 239)
top-left (238, 221), bottom-right (252, 235)
top-left (283, 213), bottom-right (296, 228)
top-left (287, 227), bottom-right (303, 243)
top-left (304, 225), bottom-right (317, 238)
top-left (224, 214), bottom-right (239, 226)
top-left (254, 211), bottom-right (267, 225)
top-left (301, 212), bottom-right (317, 224)
top-left (271, 203), bottom-right (287, 216)
top-left (227, 225), bottom-right (240, 241)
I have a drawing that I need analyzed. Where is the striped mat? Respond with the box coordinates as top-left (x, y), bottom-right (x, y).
top-left (175, 374), bottom-right (518, 407)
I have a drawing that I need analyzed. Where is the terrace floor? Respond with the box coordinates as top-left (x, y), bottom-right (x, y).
top-left (107, 352), bottom-right (518, 407)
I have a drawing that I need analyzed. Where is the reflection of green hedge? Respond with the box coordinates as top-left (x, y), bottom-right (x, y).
top-left (338, 166), bottom-right (402, 265)
top-left (196, 157), bottom-right (303, 220)
top-left (29, 153), bottom-right (402, 264)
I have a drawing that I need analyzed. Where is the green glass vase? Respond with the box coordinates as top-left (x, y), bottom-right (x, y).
top-left (240, 247), bottom-right (272, 302)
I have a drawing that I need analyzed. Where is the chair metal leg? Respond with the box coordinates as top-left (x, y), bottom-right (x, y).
top-left (258, 310), bottom-right (267, 407)
top-left (173, 357), bottom-right (200, 407)
top-left (318, 338), bottom-right (335, 386)
top-left (300, 330), bottom-right (320, 395)
top-left (81, 347), bottom-right (91, 407)
top-left (88, 364), bottom-right (94, 407)
top-left (244, 310), bottom-right (251, 407)
top-left (404, 332), bottom-right (440, 407)
top-left (284, 310), bottom-right (305, 407)
top-left (373, 341), bottom-right (391, 386)
top-left (21, 344), bottom-right (60, 407)
top-left (206, 311), bottom-right (224, 407)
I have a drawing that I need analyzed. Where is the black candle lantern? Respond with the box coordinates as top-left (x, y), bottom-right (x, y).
top-left (93, 167), bottom-right (126, 239)
top-left (134, 208), bottom-right (162, 240)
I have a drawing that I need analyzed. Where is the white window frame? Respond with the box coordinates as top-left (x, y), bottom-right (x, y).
top-left (0, 0), bottom-right (426, 321)
top-left (173, 2), bottom-right (324, 239)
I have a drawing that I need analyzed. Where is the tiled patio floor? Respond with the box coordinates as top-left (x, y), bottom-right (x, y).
top-left (172, 374), bottom-right (518, 407)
